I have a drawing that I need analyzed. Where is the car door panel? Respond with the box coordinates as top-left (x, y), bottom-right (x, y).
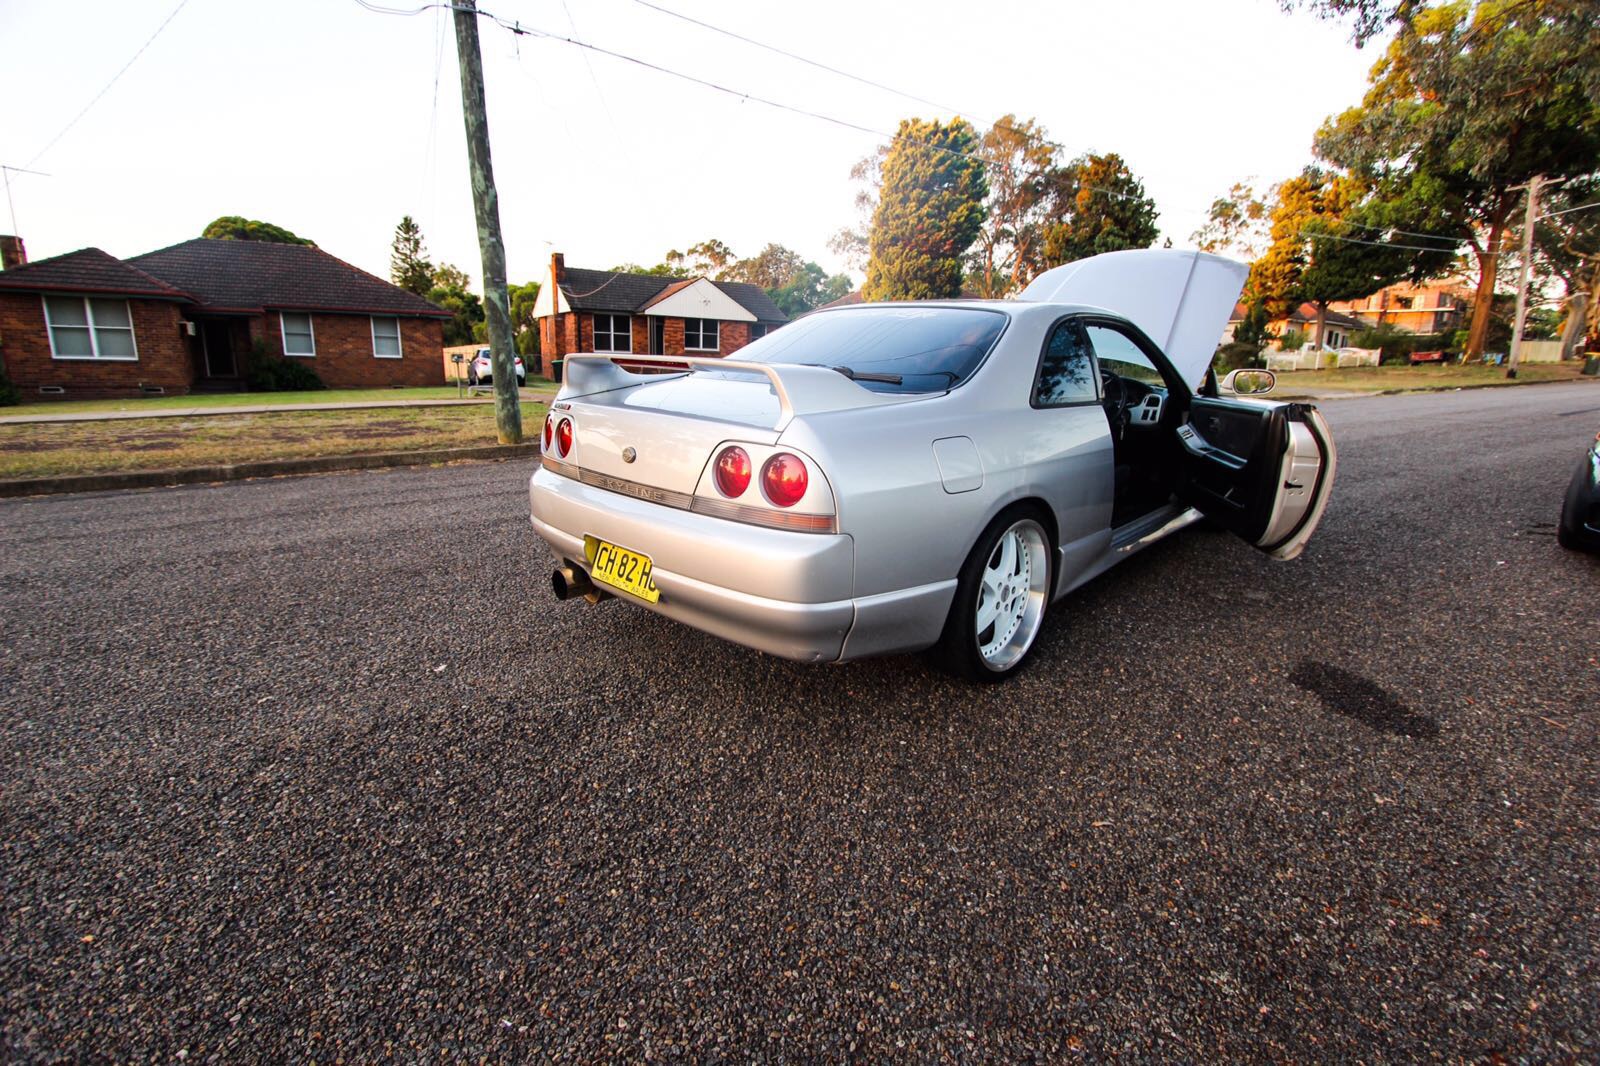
top-left (1178, 398), bottom-right (1335, 560)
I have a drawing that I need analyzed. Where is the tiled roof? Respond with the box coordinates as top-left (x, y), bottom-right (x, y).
top-left (711, 280), bottom-right (786, 323)
top-left (0, 247), bottom-right (191, 299)
top-left (1229, 301), bottom-right (1366, 330)
top-left (127, 239), bottom-right (450, 317)
top-left (558, 267), bottom-right (788, 322)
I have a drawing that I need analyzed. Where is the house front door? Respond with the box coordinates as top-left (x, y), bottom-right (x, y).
top-left (202, 320), bottom-right (236, 377)
top-left (648, 317), bottom-right (665, 355)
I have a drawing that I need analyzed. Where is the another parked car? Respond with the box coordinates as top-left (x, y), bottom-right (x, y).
top-left (468, 347), bottom-right (525, 386)
top-left (528, 250), bottom-right (1336, 680)
top-left (1558, 430), bottom-right (1600, 552)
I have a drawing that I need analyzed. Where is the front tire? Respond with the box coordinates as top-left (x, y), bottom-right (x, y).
top-left (935, 511), bottom-right (1053, 682)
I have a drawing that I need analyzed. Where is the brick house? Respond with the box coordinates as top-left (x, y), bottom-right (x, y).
top-left (1327, 278), bottom-right (1472, 336)
top-left (0, 236), bottom-right (450, 399)
top-left (533, 253), bottom-right (787, 372)
top-left (1223, 301), bottom-right (1366, 351)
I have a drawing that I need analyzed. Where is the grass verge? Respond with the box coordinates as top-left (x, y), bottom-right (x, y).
top-left (1273, 362), bottom-right (1587, 395)
top-left (0, 385), bottom-right (559, 418)
top-left (0, 403), bottom-right (548, 480)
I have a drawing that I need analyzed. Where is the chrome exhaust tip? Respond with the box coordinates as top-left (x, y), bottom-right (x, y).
top-left (551, 565), bottom-right (592, 601)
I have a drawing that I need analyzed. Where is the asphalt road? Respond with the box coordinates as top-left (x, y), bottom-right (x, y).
top-left (2, 383), bottom-right (1596, 1061)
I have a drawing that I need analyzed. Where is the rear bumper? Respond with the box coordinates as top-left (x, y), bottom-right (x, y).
top-left (530, 466), bottom-right (859, 661)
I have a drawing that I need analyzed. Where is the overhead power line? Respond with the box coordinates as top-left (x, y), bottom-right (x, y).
top-left (1538, 199), bottom-right (1600, 221)
top-left (28, 0), bottom-right (193, 168)
top-left (628, 0), bottom-right (965, 117)
top-left (1329, 218), bottom-right (1464, 246)
top-left (1299, 228), bottom-right (1476, 254)
top-left (356, 0), bottom-right (1485, 261)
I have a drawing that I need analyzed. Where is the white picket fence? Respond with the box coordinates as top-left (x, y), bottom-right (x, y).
top-left (1265, 347), bottom-right (1380, 372)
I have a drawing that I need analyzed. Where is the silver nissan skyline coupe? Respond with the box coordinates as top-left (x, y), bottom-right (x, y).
top-left (529, 249), bottom-right (1336, 680)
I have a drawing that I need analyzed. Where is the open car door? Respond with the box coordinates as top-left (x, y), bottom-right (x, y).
top-left (1175, 398), bottom-right (1336, 561)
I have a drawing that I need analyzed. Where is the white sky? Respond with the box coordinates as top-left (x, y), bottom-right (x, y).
top-left (0, 0), bottom-right (1384, 290)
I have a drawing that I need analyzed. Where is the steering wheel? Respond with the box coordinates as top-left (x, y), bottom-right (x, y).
top-left (1101, 370), bottom-right (1130, 433)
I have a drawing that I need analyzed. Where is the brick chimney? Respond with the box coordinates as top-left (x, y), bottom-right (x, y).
top-left (0, 235), bottom-right (25, 270)
top-left (548, 252), bottom-right (566, 358)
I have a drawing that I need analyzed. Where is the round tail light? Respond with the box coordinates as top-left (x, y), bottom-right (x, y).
top-left (713, 446), bottom-right (752, 498)
top-left (556, 417), bottom-right (573, 457)
top-left (542, 414), bottom-right (554, 450)
top-left (761, 453), bottom-right (808, 507)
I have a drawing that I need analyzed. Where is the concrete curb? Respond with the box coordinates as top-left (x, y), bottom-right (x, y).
top-left (1275, 374), bottom-right (1599, 402)
top-left (0, 443), bottom-right (541, 499)
top-left (0, 393), bottom-right (557, 425)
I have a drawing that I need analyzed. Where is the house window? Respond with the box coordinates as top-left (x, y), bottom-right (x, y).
top-left (750, 323), bottom-right (773, 341)
top-left (43, 296), bottom-right (138, 361)
top-left (684, 318), bottom-right (719, 351)
top-left (371, 316), bottom-right (403, 359)
top-left (593, 313), bottom-right (631, 353)
top-left (280, 312), bottom-right (316, 356)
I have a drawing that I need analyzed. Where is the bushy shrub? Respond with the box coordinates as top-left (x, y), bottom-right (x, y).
top-left (0, 362), bottom-right (18, 406)
top-left (247, 340), bottom-right (325, 392)
top-left (1351, 326), bottom-right (1458, 365)
top-left (1212, 342), bottom-right (1264, 374)
top-left (1279, 329), bottom-right (1307, 351)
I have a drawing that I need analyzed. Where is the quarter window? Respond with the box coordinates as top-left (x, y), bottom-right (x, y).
top-left (1033, 320), bottom-right (1097, 406)
top-left (44, 296), bottom-right (137, 361)
top-left (281, 312), bottom-right (316, 357)
top-left (683, 318), bottom-right (718, 351)
top-left (371, 316), bottom-right (403, 358)
top-left (1083, 324), bottom-right (1166, 388)
top-left (593, 313), bottom-right (632, 353)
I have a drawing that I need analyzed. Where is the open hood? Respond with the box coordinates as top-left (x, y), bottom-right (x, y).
top-left (1019, 249), bottom-right (1248, 387)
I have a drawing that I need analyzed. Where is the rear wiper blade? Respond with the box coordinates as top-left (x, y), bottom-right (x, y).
top-left (817, 364), bottom-right (903, 385)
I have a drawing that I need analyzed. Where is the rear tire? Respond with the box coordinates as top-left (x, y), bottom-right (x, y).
top-left (935, 509), bottom-right (1054, 683)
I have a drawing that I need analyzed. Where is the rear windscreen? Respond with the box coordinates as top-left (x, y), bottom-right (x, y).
top-left (736, 306), bottom-right (1007, 393)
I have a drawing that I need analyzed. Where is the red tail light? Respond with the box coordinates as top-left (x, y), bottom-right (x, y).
top-left (713, 446), bottom-right (752, 498)
top-left (556, 417), bottom-right (573, 457)
top-left (761, 453), bottom-right (808, 507)
top-left (543, 414), bottom-right (554, 450)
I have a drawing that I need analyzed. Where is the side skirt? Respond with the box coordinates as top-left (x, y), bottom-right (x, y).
top-left (1054, 503), bottom-right (1202, 600)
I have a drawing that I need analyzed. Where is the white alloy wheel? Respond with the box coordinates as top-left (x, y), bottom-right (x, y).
top-left (974, 519), bottom-right (1051, 671)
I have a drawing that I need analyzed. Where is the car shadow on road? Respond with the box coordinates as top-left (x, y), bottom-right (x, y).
top-left (1290, 659), bottom-right (1440, 738)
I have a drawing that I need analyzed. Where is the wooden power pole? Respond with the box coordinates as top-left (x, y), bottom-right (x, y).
top-left (452, 0), bottom-right (521, 443)
top-left (1505, 175), bottom-right (1543, 381)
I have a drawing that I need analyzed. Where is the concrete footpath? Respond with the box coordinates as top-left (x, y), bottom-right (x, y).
top-left (0, 391), bottom-right (557, 425)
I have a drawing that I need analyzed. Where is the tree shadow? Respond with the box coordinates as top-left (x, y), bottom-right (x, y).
top-left (1290, 659), bottom-right (1440, 738)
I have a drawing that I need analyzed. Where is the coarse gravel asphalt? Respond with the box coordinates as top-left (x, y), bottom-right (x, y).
top-left (1, 382), bottom-right (1596, 1061)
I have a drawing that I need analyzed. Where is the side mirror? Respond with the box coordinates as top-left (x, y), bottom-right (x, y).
top-left (1221, 368), bottom-right (1276, 396)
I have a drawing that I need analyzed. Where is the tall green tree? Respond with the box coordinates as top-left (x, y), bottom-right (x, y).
top-left (390, 216), bottom-right (434, 296)
top-left (967, 115), bottom-right (1064, 297)
top-left (1192, 182), bottom-right (1271, 259)
top-left (201, 216), bottom-right (314, 246)
top-left (427, 262), bottom-right (482, 347)
top-left (1314, 0), bottom-right (1600, 358)
top-left (1535, 176), bottom-right (1600, 351)
top-left (723, 243), bottom-right (806, 289)
top-left (1251, 167), bottom-right (1450, 348)
top-left (1041, 153), bottom-right (1160, 266)
top-left (508, 280), bottom-right (541, 355)
top-left (862, 117), bottom-right (988, 301)
top-left (767, 261), bottom-right (853, 317)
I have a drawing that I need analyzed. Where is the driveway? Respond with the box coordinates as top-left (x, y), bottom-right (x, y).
top-left (1, 385), bottom-right (1595, 1060)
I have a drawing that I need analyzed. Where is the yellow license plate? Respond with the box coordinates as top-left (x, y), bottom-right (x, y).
top-left (585, 535), bottom-right (660, 603)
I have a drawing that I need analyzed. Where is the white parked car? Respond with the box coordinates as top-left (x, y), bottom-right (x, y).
top-left (529, 250), bottom-right (1335, 680)
top-left (468, 347), bottom-right (525, 386)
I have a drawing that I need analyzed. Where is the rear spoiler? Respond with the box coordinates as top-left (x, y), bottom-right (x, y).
top-left (558, 353), bottom-right (911, 431)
